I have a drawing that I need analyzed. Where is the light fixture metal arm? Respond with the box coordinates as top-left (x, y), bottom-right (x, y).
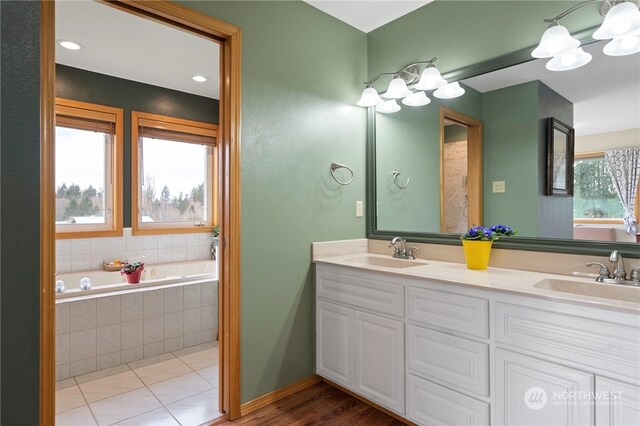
top-left (543, 0), bottom-right (617, 23)
top-left (364, 57), bottom-right (438, 86)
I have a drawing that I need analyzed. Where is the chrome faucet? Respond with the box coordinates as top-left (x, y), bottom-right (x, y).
top-left (586, 250), bottom-right (640, 286)
top-left (389, 237), bottom-right (418, 260)
top-left (631, 266), bottom-right (640, 285)
top-left (609, 250), bottom-right (627, 281)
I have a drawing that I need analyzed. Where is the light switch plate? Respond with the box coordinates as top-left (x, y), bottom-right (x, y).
top-left (493, 181), bottom-right (506, 193)
top-left (356, 201), bottom-right (364, 217)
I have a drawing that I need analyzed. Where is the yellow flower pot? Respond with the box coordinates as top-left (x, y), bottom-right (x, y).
top-left (462, 240), bottom-right (493, 270)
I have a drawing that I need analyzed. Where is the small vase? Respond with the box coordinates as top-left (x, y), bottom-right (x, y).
top-left (124, 267), bottom-right (144, 284)
top-left (462, 240), bottom-right (493, 270)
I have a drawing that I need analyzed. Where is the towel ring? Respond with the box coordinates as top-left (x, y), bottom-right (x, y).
top-left (330, 162), bottom-right (354, 185)
top-left (392, 170), bottom-right (410, 189)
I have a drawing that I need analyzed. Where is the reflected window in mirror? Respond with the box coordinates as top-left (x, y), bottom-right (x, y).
top-left (574, 152), bottom-right (631, 223)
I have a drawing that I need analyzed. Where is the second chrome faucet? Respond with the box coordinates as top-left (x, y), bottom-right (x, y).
top-left (586, 250), bottom-right (640, 285)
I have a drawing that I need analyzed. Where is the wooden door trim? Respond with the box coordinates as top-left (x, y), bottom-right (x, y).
top-left (40, 1), bottom-right (56, 423)
top-left (40, 0), bottom-right (243, 421)
top-left (439, 107), bottom-right (483, 232)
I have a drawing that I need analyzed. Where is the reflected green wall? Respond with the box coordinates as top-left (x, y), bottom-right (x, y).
top-left (482, 81), bottom-right (540, 235)
top-left (178, 1), bottom-right (367, 403)
top-left (376, 88), bottom-right (481, 232)
top-left (367, 1), bottom-right (602, 88)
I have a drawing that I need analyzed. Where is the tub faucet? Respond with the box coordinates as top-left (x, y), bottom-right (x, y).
top-left (609, 250), bottom-right (627, 281)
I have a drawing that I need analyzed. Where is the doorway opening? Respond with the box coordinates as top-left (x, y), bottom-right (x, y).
top-left (440, 107), bottom-right (483, 233)
top-left (40, 1), bottom-right (242, 424)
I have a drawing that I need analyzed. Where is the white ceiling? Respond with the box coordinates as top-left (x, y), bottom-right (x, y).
top-left (55, 0), bottom-right (219, 99)
top-left (462, 41), bottom-right (640, 136)
top-left (304, 0), bottom-right (433, 33)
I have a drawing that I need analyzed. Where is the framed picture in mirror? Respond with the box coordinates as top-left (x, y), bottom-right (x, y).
top-left (546, 117), bottom-right (575, 196)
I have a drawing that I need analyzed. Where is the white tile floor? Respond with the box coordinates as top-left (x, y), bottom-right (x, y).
top-left (56, 343), bottom-right (222, 426)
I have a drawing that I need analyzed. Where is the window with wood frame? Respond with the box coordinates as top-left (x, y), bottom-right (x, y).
top-left (574, 151), bottom-right (639, 224)
top-left (55, 98), bottom-right (123, 238)
top-left (132, 111), bottom-right (218, 235)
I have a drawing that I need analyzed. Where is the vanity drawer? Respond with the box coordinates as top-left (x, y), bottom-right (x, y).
top-left (316, 267), bottom-right (403, 317)
top-left (407, 286), bottom-right (489, 338)
top-left (495, 302), bottom-right (640, 382)
top-left (407, 374), bottom-right (489, 426)
top-left (407, 325), bottom-right (489, 397)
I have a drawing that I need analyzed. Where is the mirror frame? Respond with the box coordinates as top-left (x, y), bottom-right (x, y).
top-left (365, 26), bottom-right (639, 258)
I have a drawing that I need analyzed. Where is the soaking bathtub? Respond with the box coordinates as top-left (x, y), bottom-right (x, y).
top-left (55, 260), bottom-right (218, 380)
top-left (55, 259), bottom-right (217, 299)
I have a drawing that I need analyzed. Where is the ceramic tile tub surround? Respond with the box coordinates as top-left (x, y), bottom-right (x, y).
top-left (56, 280), bottom-right (218, 381)
top-left (56, 227), bottom-right (213, 273)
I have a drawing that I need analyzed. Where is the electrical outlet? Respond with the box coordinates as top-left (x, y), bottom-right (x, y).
top-left (493, 181), bottom-right (506, 193)
top-left (356, 201), bottom-right (364, 217)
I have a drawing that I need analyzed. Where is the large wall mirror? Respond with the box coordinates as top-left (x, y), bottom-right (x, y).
top-left (367, 38), bottom-right (640, 257)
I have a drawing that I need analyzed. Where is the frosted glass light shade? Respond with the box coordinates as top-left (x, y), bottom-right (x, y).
top-left (377, 100), bottom-right (401, 113)
top-left (603, 32), bottom-right (640, 56)
top-left (384, 76), bottom-right (413, 99)
top-left (433, 82), bottom-right (465, 99)
top-left (402, 91), bottom-right (431, 107)
top-left (593, 2), bottom-right (640, 40)
top-left (415, 66), bottom-right (447, 90)
top-left (532, 24), bottom-right (580, 58)
top-left (357, 86), bottom-right (384, 107)
top-left (546, 47), bottom-right (592, 71)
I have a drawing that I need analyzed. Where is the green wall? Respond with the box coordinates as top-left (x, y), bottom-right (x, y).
top-left (376, 87), bottom-right (481, 232)
top-left (56, 64), bottom-right (219, 228)
top-left (178, 1), bottom-right (367, 403)
top-left (0, 2), bottom-right (41, 423)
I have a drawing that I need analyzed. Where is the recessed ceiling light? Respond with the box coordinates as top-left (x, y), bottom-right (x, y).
top-left (192, 75), bottom-right (208, 83)
top-left (58, 40), bottom-right (82, 50)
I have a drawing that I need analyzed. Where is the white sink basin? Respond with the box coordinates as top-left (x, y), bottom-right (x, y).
top-left (341, 255), bottom-right (427, 269)
top-left (534, 279), bottom-right (640, 303)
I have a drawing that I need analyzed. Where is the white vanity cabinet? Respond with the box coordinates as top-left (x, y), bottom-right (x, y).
top-left (314, 260), bottom-right (640, 426)
top-left (316, 265), bottom-right (405, 415)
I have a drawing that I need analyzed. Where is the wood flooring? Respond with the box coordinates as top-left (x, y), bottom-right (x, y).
top-left (218, 382), bottom-right (404, 425)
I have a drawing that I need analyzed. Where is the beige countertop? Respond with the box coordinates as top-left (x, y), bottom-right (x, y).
top-left (315, 252), bottom-right (640, 314)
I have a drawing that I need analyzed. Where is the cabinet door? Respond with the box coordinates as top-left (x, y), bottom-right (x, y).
top-left (596, 377), bottom-right (640, 426)
top-left (495, 349), bottom-right (594, 426)
top-left (316, 301), bottom-right (354, 389)
top-left (355, 311), bottom-right (404, 415)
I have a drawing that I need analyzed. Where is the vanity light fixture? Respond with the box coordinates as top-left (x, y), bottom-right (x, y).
top-left (192, 75), bottom-right (208, 83)
top-left (384, 76), bottom-right (413, 99)
top-left (377, 100), bottom-right (401, 114)
top-left (402, 91), bottom-right (431, 107)
top-left (546, 47), bottom-right (593, 71)
top-left (357, 57), bottom-right (464, 112)
top-left (357, 84), bottom-right (384, 107)
top-left (433, 82), bottom-right (466, 99)
top-left (533, 0), bottom-right (640, 70)
top-left (58, 40), bottom-right (82, 50)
